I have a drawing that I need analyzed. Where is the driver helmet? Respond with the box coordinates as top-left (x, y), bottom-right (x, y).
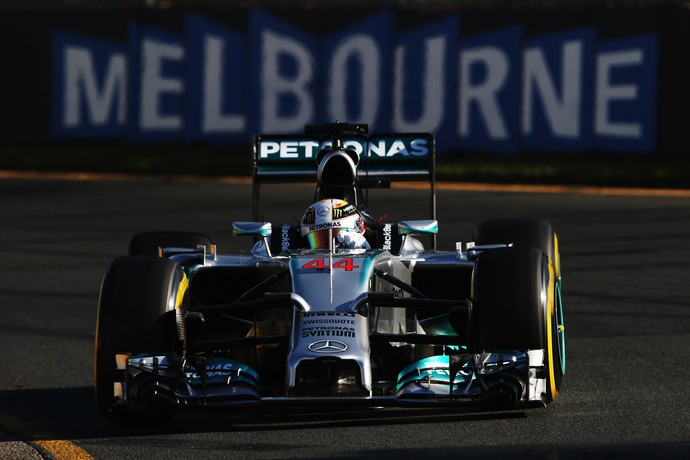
top-left (300, 199), bottom-right (365, 249)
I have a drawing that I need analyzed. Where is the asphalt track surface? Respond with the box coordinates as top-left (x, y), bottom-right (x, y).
top-left (1, 175), bottom-right (689, 459)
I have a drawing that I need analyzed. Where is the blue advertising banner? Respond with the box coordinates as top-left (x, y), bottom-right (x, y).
top-left (458, 26), bottom-right (522, 154)
top-left (594, 34), bottom-right (657, 153)
top-left (250, 10), bottom-right (318, 136)
top-left (51, 32), bottom-right (127, 139)
top-left (521, 28), bottom-right (595, 152)
top-left (391, 17), bottom-right (459, 152)
top-left (186, 14), bottom-right (248, 144)
top-left (46, 8), bottom-right (660, 154)
top-left (320, 10), bottom-right (394, 134)
top-left (128, 23), bottom-right (185, 141)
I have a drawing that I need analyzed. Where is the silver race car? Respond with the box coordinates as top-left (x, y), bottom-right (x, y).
top-left (95, 123), bottom-right (565, 422)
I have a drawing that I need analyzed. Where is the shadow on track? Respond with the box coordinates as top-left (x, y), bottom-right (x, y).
top-left (2, 387), bottom-right (689, 460)
top-left (0, 386), bottom-right (530, 439)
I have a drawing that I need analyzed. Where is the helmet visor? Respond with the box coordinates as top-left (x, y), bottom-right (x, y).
top-left (306, 228), bottom-right (342, 249)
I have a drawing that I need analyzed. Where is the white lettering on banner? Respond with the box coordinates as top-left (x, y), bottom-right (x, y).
top-left (298, 141), bottom-right (320, 157)
top-left (259, 139), bottom-right (429, 159)
top-left (368, 139), bottom-right (429, 157)
top-left (203, 35), bottom-right (245, 133)
top-left (368, 140), bottom-right (386, 157)
top-left (387, 140), bottom-right (407, 156)
top-left (459, 46), bottom-right (509, 140)
top-left (258, 140), bottom-right (320, 158)
top-left (53, 19), bottom-right (657, 151)
top-left (280, 141), bottom-right (321, 158)
top-left (319, 140), bottom-right (365, 155)
top-left (140, 39), bottom-right (184, 130)
top-left (259, 140), bottom-right (280, 157)
top-left (595, 49), bottom-right (643, 138)
top-left (409, 139), bottom-right (430, 156)
top-left (281, 141), bottom-right (299, 158)
top-left (522, 40), bottom-right (583, 138)
top-left (392, 36), bottom-right (446, 132)
top-left (343, 141), bottom-right (364, 155)
top-left (261, 30), bottom-right (314, 132)
top-left (329, 35), bottom-right (380, 125)
top-left (64, 47), bottom-right (126, 127)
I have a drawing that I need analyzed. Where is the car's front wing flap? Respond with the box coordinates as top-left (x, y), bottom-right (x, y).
top-left (109, 349), bottom-right (550, 411)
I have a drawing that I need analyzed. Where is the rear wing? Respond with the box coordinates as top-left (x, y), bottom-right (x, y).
top-left (252, 131), bottom-right (436, 221)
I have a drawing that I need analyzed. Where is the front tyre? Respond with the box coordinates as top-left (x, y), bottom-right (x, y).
top-left (94, 256), bottom-right (187, 422)
top-left (472, 246), bottom-right (564, 404)
top-left (473, 218), bottom-right (565, 391)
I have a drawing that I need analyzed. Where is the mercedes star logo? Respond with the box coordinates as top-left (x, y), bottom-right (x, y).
top-left (308, 340), bottom-right (348, 353)
top-left (316, 205), bottom-right (331, 217)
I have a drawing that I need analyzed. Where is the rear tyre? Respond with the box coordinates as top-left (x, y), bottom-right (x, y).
top-left (128, 231), bottom-right (213, 256)
top-left (472, 246), bottom-right (563, 403)
top-left (94, 256), bottom-right (186, 422)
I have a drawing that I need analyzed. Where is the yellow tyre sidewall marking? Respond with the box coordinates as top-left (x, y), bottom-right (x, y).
top-left (546, 259), bottom-right (558, 401)
top-left (553, 233), bottom-right (561, 280)
top-left (174, 271), bottom-right (189, 308)
top-left (94, 268), bottom-right (188, 395)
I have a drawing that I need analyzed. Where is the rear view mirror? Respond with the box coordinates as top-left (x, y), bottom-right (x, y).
top-left (233, 222), bottom-right (272, 237)
top-left (398, 220), bottom-right (438, 236)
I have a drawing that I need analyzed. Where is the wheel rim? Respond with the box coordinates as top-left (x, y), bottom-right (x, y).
top-left (555, 281), bottom-right (566, 375)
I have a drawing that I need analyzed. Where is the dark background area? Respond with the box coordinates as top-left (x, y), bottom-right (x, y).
top-left (1, 0), bottom-right (689, 187)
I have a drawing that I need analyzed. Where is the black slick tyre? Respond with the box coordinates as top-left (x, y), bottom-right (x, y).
top-left (472, 246), bottom-right (563, 404)
top-left (473, 217), bottom-right (565, 396)
top-left (94, 255), bottom-right (187, 422)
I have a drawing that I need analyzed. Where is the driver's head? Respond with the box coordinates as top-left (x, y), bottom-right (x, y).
top-left (300, 199), bottom-right (364, 249)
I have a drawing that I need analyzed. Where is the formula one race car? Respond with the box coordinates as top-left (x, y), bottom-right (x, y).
top-left (94, 122), bottom-right (565, 422)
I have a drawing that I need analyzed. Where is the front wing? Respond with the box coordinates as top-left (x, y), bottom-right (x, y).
top-left (109, 347), bottom-right (551, 413)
